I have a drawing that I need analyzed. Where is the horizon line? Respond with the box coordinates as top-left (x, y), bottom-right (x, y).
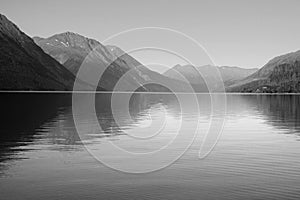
top-left (0, 91), bottom-right (299, 95)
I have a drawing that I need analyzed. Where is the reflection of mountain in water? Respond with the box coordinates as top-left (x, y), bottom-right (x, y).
top-left (0, 94), bottom-right (71, 172)
top-left (94, 93), bottom-right (180, 134)
top-left (256, 95), bottom-right (300, 135)
top-left (0, 93), bottom-right (180, 174)
top-left (1, 93), bottom-right (300, 176)
top-left (227, 95), bottom-right (300, 135)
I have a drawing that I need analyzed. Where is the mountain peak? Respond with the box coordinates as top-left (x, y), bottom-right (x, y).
top-left (0, 13), bottom-right (78, 90)
top-left (50, 31), bottom-right (91, 40)
top-left (49, 31), bottom-right (87, 41)
top-left (52, 31), bottom-right (85, 39)
top-left (63, 31), bottom-right (79, 35)
top-left (34, 31), bottom-right (102, 53)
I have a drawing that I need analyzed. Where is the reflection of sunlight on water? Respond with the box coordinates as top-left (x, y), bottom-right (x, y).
top-left (95, 101), bottom-right (183, 154)
top-left (133, 105), bottom-right (157, 129)
top-left (128, 104), bottom-right (170, 138)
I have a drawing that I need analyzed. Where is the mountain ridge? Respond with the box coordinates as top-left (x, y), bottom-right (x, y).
top-left (164, 64), bottom-right (258, 92)
top-left (34, 32), bottom-right (193, 92)
top-left (227, 50), bottom-right (300, 92)
top-left (1, 13), bottom-right (299, 93)
top-left (0, 14), bottom-right (79, 90)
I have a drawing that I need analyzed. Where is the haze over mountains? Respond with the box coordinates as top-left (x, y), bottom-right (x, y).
top-left (164, 65), bottom-right (257, 92)
top-left (33, 32), bottom-right (194, 92)
top-left (0, 13), bottom-right (299, 93)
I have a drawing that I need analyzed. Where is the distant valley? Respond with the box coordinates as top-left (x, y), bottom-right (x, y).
top-left (164, 64), bottom-right (257, 92)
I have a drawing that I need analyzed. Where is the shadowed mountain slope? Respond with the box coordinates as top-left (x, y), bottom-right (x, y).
top-left (0, 14), bottom-right (82, 90)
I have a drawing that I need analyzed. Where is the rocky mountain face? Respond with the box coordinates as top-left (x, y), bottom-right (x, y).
top-left (34, 33), bottom-right (191, 92)
top-left (0, 14), bottom-right (80, 90)
top-left (227, 50), bottom-right (300, 93)
top-left (164, 64), bottom-right (257, 92)
top-left (33, 32), bottom-right (107, 75)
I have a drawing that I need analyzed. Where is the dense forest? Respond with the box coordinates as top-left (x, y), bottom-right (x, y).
top-left (233, 61), bottom-right (300, 93)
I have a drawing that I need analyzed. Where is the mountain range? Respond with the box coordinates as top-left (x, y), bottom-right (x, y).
top-left (33, 32), bottom-right (192, 92)
top-left (164, 65), bottom-right (257, 92)
top-left (0, 13), bottom-right (299, 93)
top-left (0, 14), bottom-right (78, 90)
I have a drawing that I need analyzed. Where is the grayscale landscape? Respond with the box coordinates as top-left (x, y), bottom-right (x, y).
top-left (1, 0), bottom-right (300, 200)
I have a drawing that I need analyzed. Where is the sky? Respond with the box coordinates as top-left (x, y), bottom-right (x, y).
top-left (1, 0), bottom-right (300, 72)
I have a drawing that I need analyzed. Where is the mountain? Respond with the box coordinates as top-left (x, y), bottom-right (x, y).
top-left (0, 14), bottom-right (84, 90)
top-left (164, 64), bottom-right (257, 92)
top-left (227, 50), bottom-right (300, 93)
top-left (34, 33), bottom-right (191, 92)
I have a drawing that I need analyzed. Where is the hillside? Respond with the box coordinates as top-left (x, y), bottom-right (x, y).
top-left (227, 51), bottom-right (300, 93)
top-left (34, 33), bottom-right (191, 92)
top-left (0, 14), bottom-right (79, 90)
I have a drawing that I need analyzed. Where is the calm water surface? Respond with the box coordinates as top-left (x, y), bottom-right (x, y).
top-left (0, 93), bottom-right (300, 200)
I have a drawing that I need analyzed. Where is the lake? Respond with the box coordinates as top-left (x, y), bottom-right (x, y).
top-left (0, 93), bottom-right (300, 200)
